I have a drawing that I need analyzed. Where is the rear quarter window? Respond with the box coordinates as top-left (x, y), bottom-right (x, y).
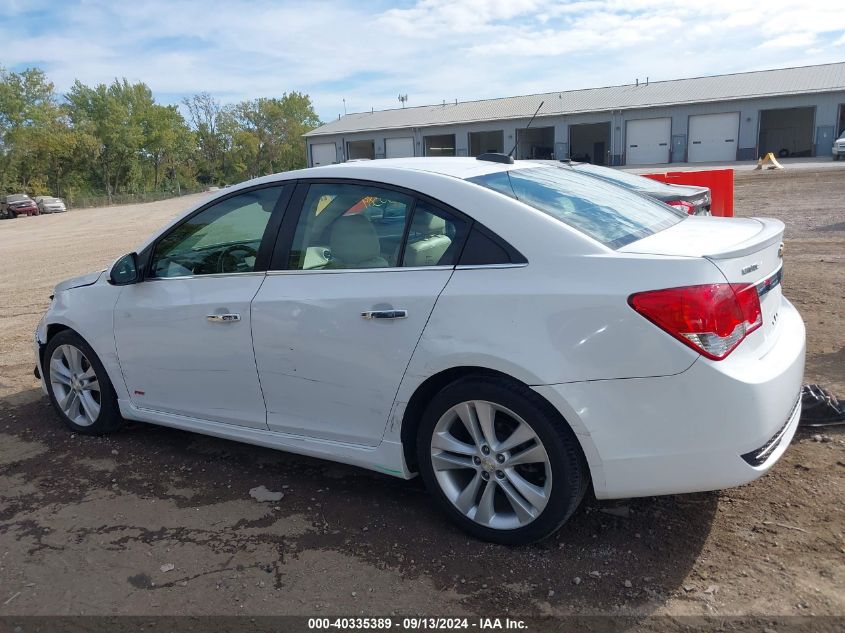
top-left (468, 166), bottom-right (684, 249)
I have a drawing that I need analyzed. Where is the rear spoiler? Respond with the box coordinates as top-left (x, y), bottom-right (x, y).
top-left (705, 218), bottom-right (784, 260)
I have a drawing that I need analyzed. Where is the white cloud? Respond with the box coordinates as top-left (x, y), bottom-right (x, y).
top-left (757, 32), bottom-right (818, 50)
top-left (1, 0), bottom-right (844, 121)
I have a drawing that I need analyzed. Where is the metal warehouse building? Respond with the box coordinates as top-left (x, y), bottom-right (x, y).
top-left (305, 62), bottom-right (845, 167)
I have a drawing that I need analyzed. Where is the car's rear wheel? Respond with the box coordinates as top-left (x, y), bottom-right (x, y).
top-left (43, 330), bottom-right (123, 435)
top-left (417, 376), bottom-right (589, 545)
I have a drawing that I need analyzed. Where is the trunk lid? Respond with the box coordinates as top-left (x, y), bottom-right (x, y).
top-left (621, 216), bottom-right (786, 357)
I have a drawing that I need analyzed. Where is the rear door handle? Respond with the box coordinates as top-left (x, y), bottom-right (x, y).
top-left (207, 313), bottom-right (241, 323)
top-left (361, 309), bottom-right (408, 320)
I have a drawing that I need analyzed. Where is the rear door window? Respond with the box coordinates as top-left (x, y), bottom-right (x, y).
top-left (401, 201), bottom-right (467, 267)
top-left (288, 183), bottom-right (413, 270)
top-left (468, 166), bottom-right (684, 249)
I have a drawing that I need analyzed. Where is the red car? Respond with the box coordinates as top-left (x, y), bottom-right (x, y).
top-left (2, 194), bottom-right (40, 218)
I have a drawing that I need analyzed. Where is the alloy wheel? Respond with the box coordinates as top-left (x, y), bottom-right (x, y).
top-left (430, 400), bottom-right (552, 530)
top-left (48, 344), bottom-right (101, 426)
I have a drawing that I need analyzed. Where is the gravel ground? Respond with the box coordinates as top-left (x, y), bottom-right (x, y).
top-left (0, 168), bottom-right (842, 617)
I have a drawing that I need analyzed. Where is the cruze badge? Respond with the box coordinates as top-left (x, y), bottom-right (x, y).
top-left (741, 263), bottom-right (759, 275)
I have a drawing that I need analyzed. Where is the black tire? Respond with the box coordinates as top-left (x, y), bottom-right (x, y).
top-left (416, 376), bottom-right (589, 545)
top-left (778, 148), bottom-right (789, 158)
top-left (42, 330), bottom-right (123, 435)
top-left (7, 210), bottom-right (16, 218)
top-left (835, 155), bottom-right (841, 161)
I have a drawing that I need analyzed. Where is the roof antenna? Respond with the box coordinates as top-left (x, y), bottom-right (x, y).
top-left (508, 100), bottom-right (544, 158)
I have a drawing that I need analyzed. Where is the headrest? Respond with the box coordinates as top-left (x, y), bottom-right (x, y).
top-left (330, 215), bottom-right (380, 264)
top-left (412, 211), bottom-right (446, 235)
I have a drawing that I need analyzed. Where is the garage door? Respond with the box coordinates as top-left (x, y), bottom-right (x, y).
top-left (626, 118), bottom-right (671, 165)
top-left (688, 113), bottom-right (739, 162)
top-left (311, 142), bottom-right (337, 167)
top-left (385, 137), bottom-right (415, 158)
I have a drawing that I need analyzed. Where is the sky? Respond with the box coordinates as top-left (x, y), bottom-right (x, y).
top-left (2, 0), bottom-right (844, 123)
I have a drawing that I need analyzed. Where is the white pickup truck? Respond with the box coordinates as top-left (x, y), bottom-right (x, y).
top-left (833, 133), bottom-right (845, 161)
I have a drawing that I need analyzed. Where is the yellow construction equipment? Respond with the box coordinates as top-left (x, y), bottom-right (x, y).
top-left (754, 152), bottom-right (785, 170)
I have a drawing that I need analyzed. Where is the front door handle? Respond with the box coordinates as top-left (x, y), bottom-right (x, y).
top-left (207, 313), bottom-right (241, 323)
top-left (361, 309), bottom-right (408, 320)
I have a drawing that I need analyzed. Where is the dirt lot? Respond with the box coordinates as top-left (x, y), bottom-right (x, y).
top-left (0, 168), bottom-right (843, 618)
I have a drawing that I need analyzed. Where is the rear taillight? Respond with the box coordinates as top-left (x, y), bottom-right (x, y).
top-left (629, 283), bottom-right (763, 360)
top-left (666, 200), bottom-right (696, 214)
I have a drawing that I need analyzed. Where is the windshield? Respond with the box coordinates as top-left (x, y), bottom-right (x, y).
top-left (571, 163), bottom-right (678, 193)
top-left (467, 166), bottom-right (684, 249)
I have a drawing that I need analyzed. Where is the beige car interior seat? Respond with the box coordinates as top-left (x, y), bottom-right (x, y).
top-left (327, 215), bottom-right (389, 269)
top-left (404, 211), bottom-right (451, 267)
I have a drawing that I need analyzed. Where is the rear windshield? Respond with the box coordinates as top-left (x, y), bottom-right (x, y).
top-left (467, 166), bottom-right (684, 249)
top-left (571, 163), bottom-right (679, 193)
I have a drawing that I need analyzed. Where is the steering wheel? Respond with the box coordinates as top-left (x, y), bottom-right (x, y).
top-left (217, 244), bottom-right (259, 273)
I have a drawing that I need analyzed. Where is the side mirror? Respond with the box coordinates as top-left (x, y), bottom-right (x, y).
top-left (109, 252), bottom-right (140, 285)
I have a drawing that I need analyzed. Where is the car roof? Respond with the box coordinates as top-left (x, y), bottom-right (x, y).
top-left (278, 157), bottom-right (539, 182)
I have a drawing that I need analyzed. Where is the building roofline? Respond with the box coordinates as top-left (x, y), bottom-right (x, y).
top-left (304, 81), bottom-right (845, 138)
top-left (329, 61), bottom-right (845, 118)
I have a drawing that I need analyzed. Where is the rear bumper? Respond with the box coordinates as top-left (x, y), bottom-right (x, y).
top-left (534, 297), bottom-right (806, 499)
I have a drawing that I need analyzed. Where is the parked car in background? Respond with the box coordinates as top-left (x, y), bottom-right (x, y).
top-left (1, 194), bottom-right (39, 218)
top-left (832, 133), bottom-right (845, 161)
top-left (35, 196), bottom-right (67, 214)
top-left (34, 156), bottom-right (804, 544)
top-left (533, 160), bottom-right (712, 216)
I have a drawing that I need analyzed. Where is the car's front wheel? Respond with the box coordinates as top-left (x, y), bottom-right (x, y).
top-left (417, 376), bottom-right (589, 545)
top-left (43, 330), bottom-right (123, 435)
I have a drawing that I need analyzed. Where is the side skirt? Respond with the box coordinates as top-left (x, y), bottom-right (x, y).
top-left (118, 400), bottom-right (414, 479)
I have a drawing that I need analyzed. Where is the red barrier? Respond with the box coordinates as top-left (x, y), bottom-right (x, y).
top-left (642, 169), bottom-right (734, 217)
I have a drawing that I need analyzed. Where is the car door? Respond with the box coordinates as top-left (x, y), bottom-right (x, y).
top-left (114, 184), bottom-right (290, 429)
top-left (251, 180), bottom-right (469, 446)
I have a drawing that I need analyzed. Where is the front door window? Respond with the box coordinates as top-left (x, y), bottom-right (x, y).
top-left (151, 186), bottom-right (282, 277)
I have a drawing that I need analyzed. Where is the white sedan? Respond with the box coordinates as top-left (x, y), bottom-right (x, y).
top-left (34, 156), bottom-right (805, 544)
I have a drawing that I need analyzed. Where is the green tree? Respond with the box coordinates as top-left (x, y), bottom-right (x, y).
top-left (0, 67), bottom-right (58, 192)
top-left (66, 79), bottom-right (153, 201)
top-left (182, 92), bottom-right (226, 185)
top-left (225, 92), bottom-right (320, 181)
top-left (142, 103), bottom-right (193, 190)
top-left (1, 65), bottom-right (320, 202)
